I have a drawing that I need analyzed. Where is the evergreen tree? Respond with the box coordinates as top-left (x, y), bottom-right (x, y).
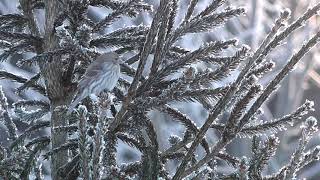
top-left (0, 0), bottom-right (319, 179)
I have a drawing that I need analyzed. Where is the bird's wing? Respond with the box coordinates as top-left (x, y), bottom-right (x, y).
top-left (77, 61), bottom-right (103, 90)
top-left (83, 61), bottom-right (104, 78)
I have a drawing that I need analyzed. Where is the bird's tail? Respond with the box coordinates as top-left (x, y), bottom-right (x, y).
top-left (67, 94), bottom-right (83, 115)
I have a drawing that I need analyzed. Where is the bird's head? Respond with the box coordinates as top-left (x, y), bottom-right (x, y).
top-left (98, 52), bottom-right (123, 64)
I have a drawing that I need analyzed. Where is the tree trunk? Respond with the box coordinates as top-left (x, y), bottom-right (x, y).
top-left (43, 0), bottom-right (68, 179)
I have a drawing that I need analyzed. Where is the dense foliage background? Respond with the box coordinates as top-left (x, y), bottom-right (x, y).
top-left (0, 0), bottom-right (320, 179)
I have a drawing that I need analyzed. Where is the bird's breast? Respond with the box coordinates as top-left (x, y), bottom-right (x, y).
top-left (103, 69), bottom-right (120, 91)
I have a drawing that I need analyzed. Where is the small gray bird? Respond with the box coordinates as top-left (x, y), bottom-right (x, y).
top-left (67, 52), bottom-right (121, 114)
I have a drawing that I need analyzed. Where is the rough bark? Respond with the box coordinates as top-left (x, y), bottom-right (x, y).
top-left (43, 0), bottom-right (68, 179)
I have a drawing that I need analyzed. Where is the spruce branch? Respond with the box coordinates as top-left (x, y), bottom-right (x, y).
top-left (0, 14), bottom-right (28, 30)
top-left (57, 154), bottom-right (80, 178)
top-left (166, 0), bottom-right (179, 37)
top-left (185, 7), bottom-right (245, 34)
top-left (109, 0), bottom-right (168, 132)
top-left (43, 139), bottom-right (78, 160)
top-left (239, 100), bottom-right (314, 136)
top-left (25, 136), bottom-right (50, 149)
top-left (210, 100), bottom-right (314, 137)
top-left (284, 117), bottom-right (318, 179)
top-left (101, 130), bottom-right (117, 177)
top-left (196, 0), bottom-right (226, 18)
top-left (173, 13), bottom-right (320, 180)
top-left (139, 86), bottom-right (229, 109)
top-left (120, 63), bottom-right (146, 82)
top-left (0, 41), bottom-right (35, 62)
top-left (128, 0), bottom-right (167, 93)
top-left (16, 73), bottom-right (41, 94)
top-left (237, 31), bottom-right (320, 133)
top-left (119, 162), bottom-right (141, 177)
top-left (180, 31), bottom-right (320, 179)
top-left (34, 158), bottom-right (44, 180)
top-left (52, 125), bottom-right (78, 133)
top-left (183, 0), bottom-right (199, 23)
top-left (294, 146), bottom-right (320, 175)
top-left (159, 39), bottom-right (238, 79)
top-left (103, 25), bottom-right (149, 38)
top-left (13, 100), bottom-right (50, 109)
top-left (192, 46), bottom-right (249, 86)
top-left (92, 120), bottom-right (102, 180)
top-left (19, 0), bottom-right (41, 37)
top-left (248, 135), bottom-right (279, 179)
top-left (13, 100), bottom-right (50, 123)
top-left (92, 0), bottom-right (151, 32)
top-left (0, 86), bottom-right (17, 141)
top-left (78, 106), bottom-right (89, 180)
top-left (89, 36), bottom-right (146, 48)
top-left (150, 3), bottom-right (171, 75)
top-left (224, 85), bottom-right (262, 136)
top-left (172, 10), bottom-right (296, 165)
top-left (20, 138), bottom-right (49, 178)
top-left (0, 71), bottom-right (46, 95)
top-left (10, 120), bottom-right (50, 150)
top-left (255, 3), bottom-right (320, 65)
top-left (161, 105), bottom-right (199, 134)
top-left (0, 31), bottom-right (42, 45)
top-left (160, 105), bottom-right (210, 153)
top-left (251, 8), bottom-right (291, 66)
top-left (246, 61), bottom-right (275, 78)
top-left (17, 48), bottom-right (73, 67)
top-left (31, 0), bottom-right (45, 10)
top-left (0, 40), bottom-right (12, 49)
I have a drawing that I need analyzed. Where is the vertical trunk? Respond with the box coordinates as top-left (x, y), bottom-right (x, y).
top-left (43, 0), bottom-right (68, 179)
